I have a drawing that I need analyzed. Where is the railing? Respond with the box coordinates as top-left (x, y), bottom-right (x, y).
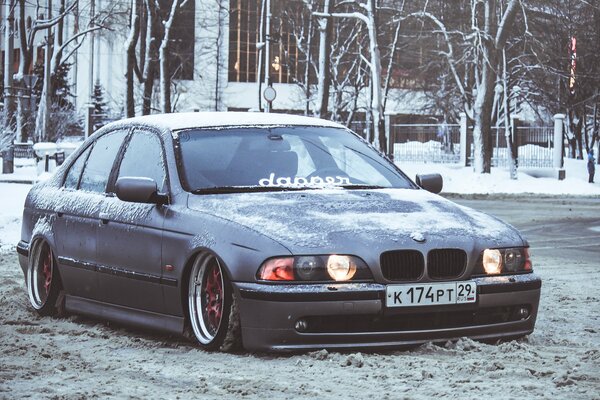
top-left (391, 124), bottom-right (461, 163)
top-left (515, 126), bottom-right (554, 168)
top-left (13, 143), bottom-right (35, 158)
top-left (464, 125), bottom-right (554, 168)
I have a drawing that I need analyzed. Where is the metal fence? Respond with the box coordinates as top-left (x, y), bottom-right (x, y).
top-left (391, 124), bottom-right (461, 163)
top-left (390, 122), bottom-right (554, 167)
top-left (467, 126), bottom-right (554, 168)
top-left (514, 126), bottom-right (554, 168)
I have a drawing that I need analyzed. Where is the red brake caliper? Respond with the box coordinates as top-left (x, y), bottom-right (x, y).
top-left (42, 249), bottom-right (52, 294)
top-left (204, 265), bottom-right (223, 331)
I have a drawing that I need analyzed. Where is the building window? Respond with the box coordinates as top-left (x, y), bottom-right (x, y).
top-left (228, 0), bottom-right (299, 83)
top-left (160, 0), bottom-right (195, 80)
top-left (228, 0), bottom-right (261, 82)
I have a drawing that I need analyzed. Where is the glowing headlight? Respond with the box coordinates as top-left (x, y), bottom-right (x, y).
top-left (476, 247), bottom-right (532, 276)
top-left (257, 255), bottom-right (370, 282)
top-left (326, 255), bottom-right (357, 281)
top-left (482, 249), bottom-right (502, 275)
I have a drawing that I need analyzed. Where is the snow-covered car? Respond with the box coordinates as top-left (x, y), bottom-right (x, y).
top-left (17, 112), bottom-right (541, 352)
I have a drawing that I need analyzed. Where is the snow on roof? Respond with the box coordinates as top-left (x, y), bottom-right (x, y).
top-left (119, 112), bottom-right (346, 131)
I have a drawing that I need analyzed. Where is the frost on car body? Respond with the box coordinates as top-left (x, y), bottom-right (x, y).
top-left (17, 112), bottom-right (541, 352)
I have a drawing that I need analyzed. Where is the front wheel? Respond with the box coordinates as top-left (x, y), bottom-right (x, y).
top-left (187, 253), bottom-right (241, 351)
top-left (27, 240), bottom-right (61, 316)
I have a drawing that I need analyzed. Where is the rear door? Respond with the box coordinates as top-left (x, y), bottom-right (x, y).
top-left (54, 129), bottom-right (129, 300)
top-left (96, 128), bottom-right (169, 313)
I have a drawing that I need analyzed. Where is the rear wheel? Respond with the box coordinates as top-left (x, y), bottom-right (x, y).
top-left (27, 240), bottom-right (61, 316)
top-left (187, 253), bottom-right (241, 351)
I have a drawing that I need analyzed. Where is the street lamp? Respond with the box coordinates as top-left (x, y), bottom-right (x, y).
top-left (494, 83), bottom-right (504, 159)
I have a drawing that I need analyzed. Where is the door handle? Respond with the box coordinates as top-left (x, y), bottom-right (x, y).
top-left (99, 212), bottom-right (110, 225)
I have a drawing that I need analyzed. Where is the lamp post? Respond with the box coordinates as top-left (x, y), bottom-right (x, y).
top-left (494, 83), bottom-right (503, 161)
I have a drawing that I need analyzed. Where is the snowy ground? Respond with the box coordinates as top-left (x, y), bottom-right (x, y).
top-left (0, 174), bottom-right (599, 398)
top-left (398, 158), bottom-right (600, 196)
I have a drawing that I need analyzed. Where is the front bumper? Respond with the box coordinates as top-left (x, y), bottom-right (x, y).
top-left (234, 274), bottom-right (541, 352)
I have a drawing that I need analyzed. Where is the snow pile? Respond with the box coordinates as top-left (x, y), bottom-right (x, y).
top-left (394, 141), bottom-right (460, 164)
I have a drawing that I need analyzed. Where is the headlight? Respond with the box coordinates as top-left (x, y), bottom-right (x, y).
top-left (326, 255), bottom-right (357, 281)
top-left (482, 249), bottom-right (502, 274)
top-left (476, 247), bottom-right (532, 276)
top-left (257, 255), bottom-right (372, 282)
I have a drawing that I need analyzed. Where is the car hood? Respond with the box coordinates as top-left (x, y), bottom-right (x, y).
top-left (186, 188), bottom-right (524, 255)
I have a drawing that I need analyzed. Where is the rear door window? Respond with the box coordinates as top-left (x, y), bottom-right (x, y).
top-left (64, 145), bottom-right (93, 189)
top-left (79, 130), bottom-right (128, 193)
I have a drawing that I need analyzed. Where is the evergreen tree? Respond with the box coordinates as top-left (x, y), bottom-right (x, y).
top-left (92, 81), bottom-right (109, 129)
top-left (32, 62), bottom-right (75, 110)
top-left (32, 62), bottom-right (82, 141)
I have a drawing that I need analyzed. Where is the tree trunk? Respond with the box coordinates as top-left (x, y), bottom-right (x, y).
top-left (159, 0), bottom-right (180, 114)
top-left (16, 0), bottom-right (31, 142)
top-left (3, 1), bottom-right (16, 146)
top-left (125, 0), bottom-right (140, 118)
top-left (502, 49), bottom-right (517, 179)
top-left (366, 0), bottom-right (385, 153)
top-left (142, 0), bottom-right (157, 115)
top-left (34, 4), bottom-right (55, 143)
top-left (470, 0), bottom-right (499, 173)
top-left (315, 0), bottom-right (331, 118)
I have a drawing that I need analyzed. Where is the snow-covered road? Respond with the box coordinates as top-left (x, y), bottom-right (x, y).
top-left (0, 181), bottom-right (598, 398)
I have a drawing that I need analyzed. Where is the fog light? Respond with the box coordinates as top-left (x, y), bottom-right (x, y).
top-left (516, 307), bottom-right (529, 320)
top-left (295, 318), bottom-right (308, 332)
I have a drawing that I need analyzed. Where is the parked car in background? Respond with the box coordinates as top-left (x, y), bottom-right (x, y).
top-left (17, 112), bottom-right (541, 352)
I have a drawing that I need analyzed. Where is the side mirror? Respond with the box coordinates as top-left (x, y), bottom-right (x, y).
top-left (115, 177), bottom-right (168, 205)
top-left (415, 173), bottom-right (443, 194)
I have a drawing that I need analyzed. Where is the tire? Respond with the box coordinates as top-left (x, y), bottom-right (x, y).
top-left (27, 240), bottom-right (62, 316)
top-left (187, 253), bottom-right (242, 351)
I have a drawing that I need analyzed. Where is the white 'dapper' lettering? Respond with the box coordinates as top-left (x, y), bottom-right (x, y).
top-left (259, 173), bottom-right (351, 187)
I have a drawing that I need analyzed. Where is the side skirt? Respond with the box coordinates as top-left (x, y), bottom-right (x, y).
top-left (65, 295), bottom-right (185, 336)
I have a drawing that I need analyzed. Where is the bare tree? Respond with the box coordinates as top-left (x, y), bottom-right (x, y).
top-left (405, 0), bottom-right (521, 173)
top-left (125, 0), bottom-right (140, 117)
top-left (34, 1), bottom-right (109, 142)
top-left (159, 0), bottom-right (182, 113)
top-left (316, 0), bottom-right (387, 151)
top-left (315, 0), bottom-right (332, 118)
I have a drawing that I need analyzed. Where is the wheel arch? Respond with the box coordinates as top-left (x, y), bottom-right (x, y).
top-left (179, 247), bottom-right (234, 324)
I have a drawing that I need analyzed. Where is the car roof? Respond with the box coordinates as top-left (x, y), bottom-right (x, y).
top-left (121, 112), bottom-right (346, 131)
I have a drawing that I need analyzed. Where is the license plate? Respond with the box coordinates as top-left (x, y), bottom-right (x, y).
top-left (386, 281), bottom-right (477, 307)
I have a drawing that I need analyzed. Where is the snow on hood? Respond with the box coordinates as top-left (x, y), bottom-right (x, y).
top-left (187, 188), bottom-right (524, 252)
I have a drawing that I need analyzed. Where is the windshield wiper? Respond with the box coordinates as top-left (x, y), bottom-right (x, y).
top-left (191, 186), bottom-right (312, 195)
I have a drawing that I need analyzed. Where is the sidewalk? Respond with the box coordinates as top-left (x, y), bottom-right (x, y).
top-left (0, 159), bottom-right (38, 184)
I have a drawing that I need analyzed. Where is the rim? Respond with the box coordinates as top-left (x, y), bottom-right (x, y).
top-left (188, 254), bottom-right (225, 344)
top-left (28, 242), bottom-right (53, 309)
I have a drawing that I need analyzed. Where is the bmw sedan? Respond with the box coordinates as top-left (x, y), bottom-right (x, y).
top-left (17, 112), bottom-right (541, 352)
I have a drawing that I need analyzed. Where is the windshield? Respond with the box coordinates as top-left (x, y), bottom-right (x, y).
top-left (176, 126), bottom-right (415, 192)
